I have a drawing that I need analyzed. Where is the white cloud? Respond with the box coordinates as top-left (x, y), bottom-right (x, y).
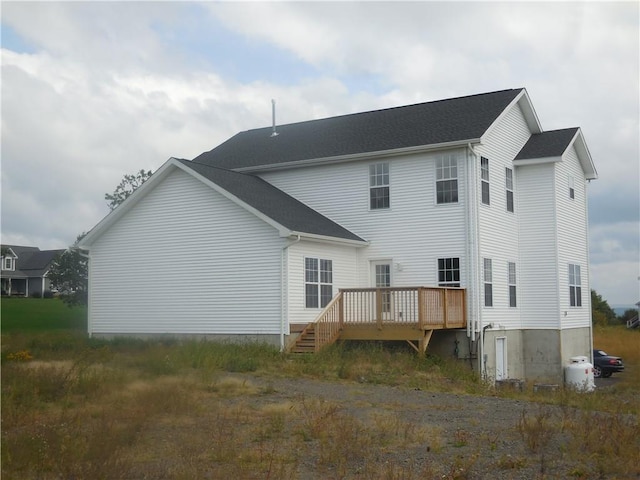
top-left (1, 1), bottom-right (638, 306)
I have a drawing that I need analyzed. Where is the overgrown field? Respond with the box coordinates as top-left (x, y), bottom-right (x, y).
top-left (2, 298), bottom-right (638, 479)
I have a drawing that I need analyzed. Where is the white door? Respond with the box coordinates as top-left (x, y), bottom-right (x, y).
top-left (496, 337), bottom-right (507, 380)
top-left (371, 261), bottom-right (392, 319)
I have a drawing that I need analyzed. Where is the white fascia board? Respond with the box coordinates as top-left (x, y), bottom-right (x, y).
top-left (482, 89), bottom-right (543, 143)
top-left (78, 157), bottom-right (181, 248)
top-left (571, 128), bottom-right (598, 180)
top-left (513, 156), bottom-right (562, 167)
top-left (287, 231), bottom-right (369, 247)
top-left (233, 139), bottom-right (480, 173)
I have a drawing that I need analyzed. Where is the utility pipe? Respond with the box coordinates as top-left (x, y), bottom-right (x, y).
top-left (280, 235), bottom-right (301, 351)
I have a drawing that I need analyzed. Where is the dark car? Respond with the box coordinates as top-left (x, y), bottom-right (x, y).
top-left (592, 350), bottom-right (624, 378)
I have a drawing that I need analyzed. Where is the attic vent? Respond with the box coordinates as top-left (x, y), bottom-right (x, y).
top-left (271, 99), bottom-right (279, 137)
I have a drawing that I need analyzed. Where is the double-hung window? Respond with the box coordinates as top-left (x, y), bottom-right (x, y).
top-left (568, 264), bottom-right (582, 307)
top-left (506, 168), bottom-right (514, 213)
top-left (369, 163), bottom-right (389, 209)
top-left (305, 258), bottom-right (333, 308)
top-left (438, 258), bottom-right (460, 287)
top-left (436, 155), bottom-right (458, 204)
top-left (483, 258), bottom-right (493, 307)
top-left (508, 262), bottom-right (517, 307)
top-left (481, 157), bottom-right (490, 205)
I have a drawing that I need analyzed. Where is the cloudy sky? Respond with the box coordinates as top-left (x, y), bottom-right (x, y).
top-left (1, 1), bottom-right (638, 306)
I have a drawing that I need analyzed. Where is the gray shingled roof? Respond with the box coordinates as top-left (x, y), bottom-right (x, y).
top-left (194, 89), bottom-right (524, 170)
top-left (1, 245), bottom-right (64, 278)
top-left (177, 159), bottom-right (366, 243)
top-left (515, 128), bottom-right (579, 160)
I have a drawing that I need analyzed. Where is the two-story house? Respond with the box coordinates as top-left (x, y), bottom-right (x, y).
top-left (78, 88), bottom-right (597, 383)
top-left (1, 245), bottom-right (64, 297)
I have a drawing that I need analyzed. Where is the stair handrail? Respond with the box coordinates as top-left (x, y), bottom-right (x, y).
top-left (313, 291), bottom-right (344, 351)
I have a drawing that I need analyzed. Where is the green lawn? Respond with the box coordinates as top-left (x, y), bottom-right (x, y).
top-left (1, 297), bottom-right (86, 332)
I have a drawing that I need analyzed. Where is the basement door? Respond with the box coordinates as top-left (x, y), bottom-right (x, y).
top-left (371, 261), bottom-right (392, 320)
top-left (495, 337), bottom-right (507, 380)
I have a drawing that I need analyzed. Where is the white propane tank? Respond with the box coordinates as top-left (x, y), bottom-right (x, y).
top-left (565, 356), bottom-right (595, 392)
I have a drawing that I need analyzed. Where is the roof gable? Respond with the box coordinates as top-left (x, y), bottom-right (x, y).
top-left (194, 89), bottom-right (526, 170)
top-left (515, 127), bottom-right (597, 180)
top-left (80, 158), bottom-right (367, 248)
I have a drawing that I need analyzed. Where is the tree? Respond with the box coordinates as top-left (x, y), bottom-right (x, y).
top-left (591, 289), bottom-right (617, 326)
top-left (48, 233), bottom-right (88, 307)
top-left (104, 169), bottom-right (152, 211)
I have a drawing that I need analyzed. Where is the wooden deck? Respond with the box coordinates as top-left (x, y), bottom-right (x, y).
top-left (290, 287), bottom-right (466, 354)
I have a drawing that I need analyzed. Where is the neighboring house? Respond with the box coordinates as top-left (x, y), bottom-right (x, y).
top-left (1, 245), bottom-right (64, 297)
top-left (78, 88), bottom-right (597, 383)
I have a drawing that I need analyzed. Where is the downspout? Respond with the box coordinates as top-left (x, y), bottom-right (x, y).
top-left (281, 235), bottom-right (301, 352)
top-left (585, 180), bottom-right (594, 363)
top-left (466, 142), bottom-right (484, 377)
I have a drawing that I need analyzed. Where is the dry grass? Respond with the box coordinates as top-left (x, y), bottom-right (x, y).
top-left (2, 327), bottom-right (639, 479)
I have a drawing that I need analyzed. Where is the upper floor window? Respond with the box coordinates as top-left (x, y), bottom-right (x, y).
top-left (369, 163), bottom-right (389, 209)
top-left (568, 264), bottom-right (582, 307)
top-left (3, 256), bottom-right (14, 271)
top-left (506, 168), bottom-right (514, 213)
top-left (305, 257), bottom-right (333, 308)
top-left (438, 257), bottom-right (460, 287)
top-left (568, 175), bottom-right (575, 200)
top-left (481, 157), bottom-right (490, 205)
top-left (483, 258), bottom-right (493, 307)
top-left (508, 262), bottom-right (517, 307)
top-left (436, 155), bottom-right (458, 204)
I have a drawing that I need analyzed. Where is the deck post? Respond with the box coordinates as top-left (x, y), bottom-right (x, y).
top-left (443, 289), bottom-right (448, 328)
top-left (417, 287), bottom-right (424, 330)
top-left (419, 329), bottom-right (434, 356)
top-left (376, 289), bottom-right (383, 330)
top-left (338, 293), bottom-right (344, 330)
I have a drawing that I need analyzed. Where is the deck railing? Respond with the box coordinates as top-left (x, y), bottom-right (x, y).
top-left (308, 287), bottom-right (466, 352)
top-left (339, 286), bottom-right (466, 329)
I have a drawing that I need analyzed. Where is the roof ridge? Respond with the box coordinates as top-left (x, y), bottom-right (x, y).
top-left (242, 88), bottom-right (525, 133)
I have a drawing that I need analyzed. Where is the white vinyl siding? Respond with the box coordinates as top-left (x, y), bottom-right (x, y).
top-left (88, 169), bottom-right (285, 336)
top-left (260, 150), bottom-right (468, 290)
top-left (286, 241), bottom-right (358, 325)
top-left (556, 146), bottom-right (590, 328)
top-left (474, 103), bottom-right (529, 329)
top-left (517, 164), bottom-right (559, 329)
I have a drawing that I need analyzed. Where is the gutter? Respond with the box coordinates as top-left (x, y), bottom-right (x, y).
top-left (235, 139), bottom-right (482, 173)
top-left (281, 235), bottom-right (301, 351)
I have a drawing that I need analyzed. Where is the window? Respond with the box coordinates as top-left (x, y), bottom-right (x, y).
top-left (438, 258), bottom-right (460, 287)
top-left (569, 264), bottom-right (582, 307)
top-left (3, 257), bottom-right (13, 271)
top-left (369, 163), bottom-right (389, 209)
top-left (305, 258), bottom-right (333, 308)
top-left (568, 175), bottom-right (575, 200)
top-left (508, 262), bottom-right (517, 308)
top-left (483, 258), bottom-right (493, 307)
top-left (481, 157), bottom-right (490, 205)
top-left (506, 168), bottom-right (514, 213)
top-left (436, 155), bottom-right (458, 204)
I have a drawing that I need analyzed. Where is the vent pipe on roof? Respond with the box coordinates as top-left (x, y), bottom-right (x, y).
top-left (271, 99), bottom-right (279, 137)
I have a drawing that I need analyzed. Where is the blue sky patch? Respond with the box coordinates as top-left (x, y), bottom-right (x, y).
top-left (0, 23), bottom-right (36, 54)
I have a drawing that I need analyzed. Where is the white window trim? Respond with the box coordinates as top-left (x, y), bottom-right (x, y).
top-left (483, 258), bottom-right (493, 307)
top-left (304, 257), bottom-right (333, 309)
top-left (3, 256), bottom-right (14, 271)
top-left (508, 262), bottom-right (517, 308)
top-left (506, 167), bottom-right (514, 213)
top-left (435, 154), bottom-right (459, 205)
top-left (568, 175), bottom-right (575, 200)
top-left (481, 157), bottom-right (490, 206)
top-left (437, 257), bottom-right (461, 287)
top-left (568, 263), bottom-right (582, 307)
top-left (369, 162), bottom-right (390, 210)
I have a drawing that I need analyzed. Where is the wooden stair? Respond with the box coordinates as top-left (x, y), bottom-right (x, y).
top-left (290, 323), bottom-right (318, 353)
